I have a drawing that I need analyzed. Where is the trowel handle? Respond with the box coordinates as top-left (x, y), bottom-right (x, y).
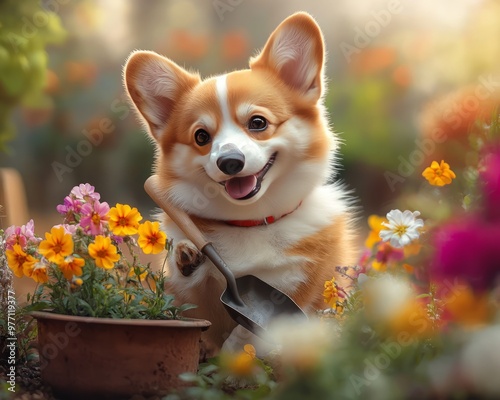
top-left (144, 176), bottom-right (244, 305)
top-left (144, 176), bottom-right (208, 250)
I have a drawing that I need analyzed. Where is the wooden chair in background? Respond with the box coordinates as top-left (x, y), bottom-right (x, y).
top-left (0, 168), bottom-right (36, 300)
top-left (0, 168), bottom-right (29, 230)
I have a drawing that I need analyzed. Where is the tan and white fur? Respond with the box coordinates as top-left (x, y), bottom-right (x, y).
top-left (124, 12), bottom-right (358, 354)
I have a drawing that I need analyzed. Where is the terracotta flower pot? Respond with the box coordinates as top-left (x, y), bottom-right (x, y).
top-left (31, 311), bottom-right (211, 399)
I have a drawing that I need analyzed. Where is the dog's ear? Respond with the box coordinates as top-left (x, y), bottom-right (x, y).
top-left (250, 12), bottom-right (325, 103)
top-left (124, 51), bottom-right (200, 140)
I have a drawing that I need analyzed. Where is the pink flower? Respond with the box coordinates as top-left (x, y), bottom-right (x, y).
top-left (56, 196), bottom-right (83, 221)
top-left (71, 183), bottom-right (100, 203)
top-left (79, 200), bottom-right (110, 235)
top-left (111, 235), bottom-right (124, 245)
top-left (53, 224), bottom-right (78, 236)
top-left (4, 220), bottom-right (40, 251)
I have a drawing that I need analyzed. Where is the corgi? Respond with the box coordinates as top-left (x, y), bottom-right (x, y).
top-left (124, 12), bottom-right (358, 354)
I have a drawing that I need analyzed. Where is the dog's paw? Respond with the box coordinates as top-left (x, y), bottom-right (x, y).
top-left (175, 240), bottom-right (205, 277)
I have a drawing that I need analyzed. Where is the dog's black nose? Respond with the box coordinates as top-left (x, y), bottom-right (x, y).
top-left (217, 152), bottom-right (245, 175)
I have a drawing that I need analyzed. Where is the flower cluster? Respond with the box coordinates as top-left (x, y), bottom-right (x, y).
top-left (2, 184), bottom-right (191, 320)
top-left (356, 208), bottom-right (423, 275)
top-left (322, 276), bottom-right (346, 316)
top-left (306, 150), bottom-right (500, 399)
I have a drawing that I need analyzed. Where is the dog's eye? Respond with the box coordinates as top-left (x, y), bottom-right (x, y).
top-left (194, 129), bottom-right (211, 146)
top-left (248, 116), bottom-right (268, 132)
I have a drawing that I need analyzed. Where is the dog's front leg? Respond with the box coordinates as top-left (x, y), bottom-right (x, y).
top-left (174, 239), bottom-right (205, 276)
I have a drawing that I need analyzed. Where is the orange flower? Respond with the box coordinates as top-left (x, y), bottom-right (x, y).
top-left (38, 226), bottom-right (74, 264)
top-left (108, 204), bottom-right (143, 236)
top-left (350, 47), bottom-right (396, 75)
top-left (222, 344), bottom-right (257, 377)
top-left (6, 244), bottom-right (35, 278)
top-left (404, 241), bottom-right (422, 257)
top-left (59, 256), bottom-right (85, 280)
top-left (403, 264), bottom-right (415, 273)
top-left (23, 259), bottom-right (49, 283)
top-left (88, 235), bottom-right (120, 269)
top-left (444, 285), bottom-right (493, 327)
top-left (392, 64), bottom-right (412, 88)
top-left (388, 299), bottom-right (434, 339)
top-left (138, 221), bottom-right (167, 255)
top-left (422, 160), bottom-right (456, 186)
top-left (323, 277), bottom-right (339, 309)
top-left (222, 30), bottom-right (249, 61)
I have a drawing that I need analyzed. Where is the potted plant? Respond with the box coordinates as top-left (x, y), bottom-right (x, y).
top-left (2, 183), bottom-right (210, 399)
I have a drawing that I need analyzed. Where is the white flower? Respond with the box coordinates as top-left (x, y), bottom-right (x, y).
top-left (379, 209), bottom-right (424, 248)
top-left (363, 273), bottom-right (414, 321)
top-left (265, 316), bottom-right (335, 370)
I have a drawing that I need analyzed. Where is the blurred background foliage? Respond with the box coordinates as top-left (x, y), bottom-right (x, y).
top-left (0, 0), bottom-right (499, 224)
top-left (0, 0), bottom-right (66, 151)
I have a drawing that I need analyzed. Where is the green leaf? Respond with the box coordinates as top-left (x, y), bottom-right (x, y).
top-left (179, 303), bottom-right (198, 313)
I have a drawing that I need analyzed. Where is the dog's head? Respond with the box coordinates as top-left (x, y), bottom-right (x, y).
top-left (124, 12), bottom-right (338, 220)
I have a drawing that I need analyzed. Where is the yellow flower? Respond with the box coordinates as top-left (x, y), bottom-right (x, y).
top-left (108, 203), bottom-right (143, 236)
top-left (323, 277), bottom-right (339, 308)
top-left (422, 160), bottom-right (456, 186)
top-left (74, 278), bottom-right (83, 286)
top-left (365, 215), bottom-right (388, 249)
top-left (38, 226), bottom-right (74, 264)
top-left (222, 344), bottom-right (257, 377)
top-left (88, 235), bottom-right (120, 269)
top-left (371, 260), bottom-right (387, 272)
top-left (70, 277), bottom-right (84, 290)
top-left (59, 256), bottom-right (85, 280)
top-left (138, 221), bottom-right (167, 255)
top-left (23, 258), bottom-right (49, 283)
top-left (6, 244), bottom-right (35, 278)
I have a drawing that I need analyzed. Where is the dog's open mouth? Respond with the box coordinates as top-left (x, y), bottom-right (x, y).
top-left (221, 153), bottom-right (277, 200)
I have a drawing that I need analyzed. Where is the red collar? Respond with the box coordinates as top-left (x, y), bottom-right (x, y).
top-left (225, 202), bottom-right (302, 227)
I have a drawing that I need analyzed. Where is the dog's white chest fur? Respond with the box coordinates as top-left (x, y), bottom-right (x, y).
top-left (164, 184), bottom-right (349, 296)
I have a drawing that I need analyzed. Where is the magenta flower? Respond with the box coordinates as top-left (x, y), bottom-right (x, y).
top-left (79, 200), bottom-right (110, 235)
top-left (481, 149), bottom-right (500, 222)
top-left (71, 183), bottom-right (100, 203)
top-left (430, 148), bottom-right (500, 291)
top-left (4, 219), bottom-right (40, 251)
top-left (430, 218), bottom-right (500, 291)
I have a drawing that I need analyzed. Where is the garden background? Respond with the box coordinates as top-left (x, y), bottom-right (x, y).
top-left (2, 1), bottom-right (500, 399)
top-left (2, 0), bottom-right (499, 215)
top-left (1, 0), bottom-right (499, 322)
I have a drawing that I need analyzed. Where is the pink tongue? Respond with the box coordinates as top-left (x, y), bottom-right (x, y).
top-left (225, 175), bottom-right (257, 199)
